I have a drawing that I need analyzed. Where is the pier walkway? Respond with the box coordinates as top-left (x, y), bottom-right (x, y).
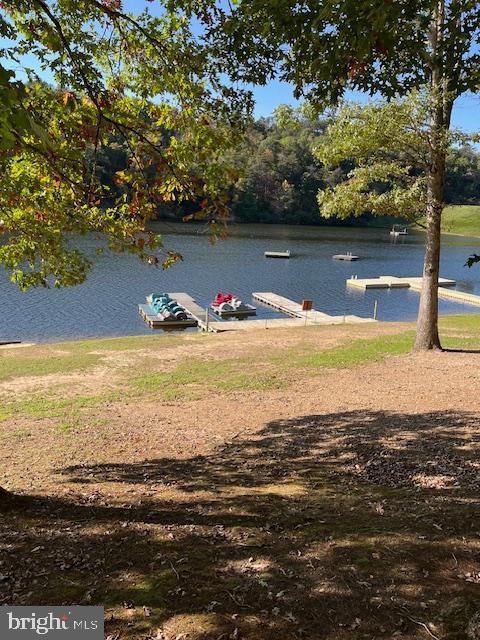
top-left (252, 292), bottom-right (375, 326)
top-left (169, 292), bottom-right (217, 330)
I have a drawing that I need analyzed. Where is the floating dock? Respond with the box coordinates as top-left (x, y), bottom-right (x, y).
top-left (346, 275), bottom-right (456, 290)
top-left (333, 253), bottom-right (359, 261)
top-left (141, 290), bottom-right (376, 333)
top-left (265, 251), bottom-right (291, 259)
top-left (346, 275), bottom-right (480, 307)
top-left (138, 303), bottom-right (198, 329)
top-left (211, 304), bottom-right (257, 319)
top-left (252, 292), bottom-right (375, 325)
top-left (407, 281), bottom-right (480, 306)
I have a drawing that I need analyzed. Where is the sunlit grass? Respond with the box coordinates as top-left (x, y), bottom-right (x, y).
top-left (0, 391), bottom-right (123, 423)
top-left (442, 204), bottom-right (480, 236)
top-left (62, 333), bottom-right (184, 353)
top-left (282, 332), bottom-right (415, 369)
top-left (0, 351), bottom-right (101, 381)
top-left (0, 313), bottom-right (478, 422)
top-left (133, 358), bottom-right (284, 399)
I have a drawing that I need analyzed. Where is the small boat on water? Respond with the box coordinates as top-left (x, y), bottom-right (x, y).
top-left (264, 250), bottom-right (291, 258)
top-left (389, 225), bottom-right (408, 237)
top-left (211, 292), bottom-right (257, 318)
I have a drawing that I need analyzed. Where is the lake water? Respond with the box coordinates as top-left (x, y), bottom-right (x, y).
top-left (1, 223), bottom-right (479, 342)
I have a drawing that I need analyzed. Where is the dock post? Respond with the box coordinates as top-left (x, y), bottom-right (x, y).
top-left (205, 307), bottom-right (209, 333)
top-left (373, 300), bottom-right (378, 320)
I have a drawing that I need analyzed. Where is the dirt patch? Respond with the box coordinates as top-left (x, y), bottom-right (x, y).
top-left (1, 326), bottom-right (480, 639)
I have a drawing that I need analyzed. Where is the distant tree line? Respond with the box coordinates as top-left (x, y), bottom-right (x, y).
top-left (95, 106), bottom-right (480, 226)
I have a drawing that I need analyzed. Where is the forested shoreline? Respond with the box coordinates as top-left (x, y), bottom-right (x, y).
top-left (96, 106), bottom-right (480, 227)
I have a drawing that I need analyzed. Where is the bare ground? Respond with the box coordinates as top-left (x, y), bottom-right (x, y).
top-left (1, 321), bottom-right (480, 639)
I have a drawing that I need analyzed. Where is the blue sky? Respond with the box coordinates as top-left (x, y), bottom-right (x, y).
top-left (250, 80), bottom-right (479, 134)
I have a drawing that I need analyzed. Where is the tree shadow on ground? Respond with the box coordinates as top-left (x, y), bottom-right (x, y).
top-left (2, 409), bottom-right (480, 639)
top-left (443, 348), bottom-right (480, 354)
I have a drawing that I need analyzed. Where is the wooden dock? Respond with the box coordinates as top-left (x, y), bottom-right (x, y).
top-left (141, 290), bottom-right (377, 334)
top-left (253, 292), bottom-right (327, 319)
top-left (346, 275), bottom-right (456, 290)
top-left (252, 292), bottom-right (375, 325)
top-left (169, 292), bottom-right (218, 330)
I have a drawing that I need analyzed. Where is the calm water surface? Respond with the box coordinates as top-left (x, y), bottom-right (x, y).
top-left (1, 223), bottom-right (479, 342)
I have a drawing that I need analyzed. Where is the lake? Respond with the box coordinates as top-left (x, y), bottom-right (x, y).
top-left (1, 223), bottom-right (479, 342)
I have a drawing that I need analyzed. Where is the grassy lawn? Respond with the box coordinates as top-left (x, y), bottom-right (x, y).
top-left (1, 316), bottom-right (480, 639)
top-left (0, 315), bottom-right (478, 423)
top-left (442, 204), bottom-right (480, 236)
top-left (0, 349), bottom-right (101, 382)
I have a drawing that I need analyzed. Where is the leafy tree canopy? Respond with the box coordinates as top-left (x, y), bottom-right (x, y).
top-left (316, 92), bottom-right (479, 223)
top-left (0, 0), bottom-right (249, 289)
top-left (201, 0), bottom-right (480, 105)
top-left (192, 0), bottom-right (480, 350)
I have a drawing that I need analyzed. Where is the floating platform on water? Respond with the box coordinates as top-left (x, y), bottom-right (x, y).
top-left (346, 275), bottom-right (456, 290)
top-left (138, 303), bottom-right (197, 329)
top-left (211, 303), bottom-right (257, 318)
top-left (333, 253), bottom-right (359, 261)
top-left (345, 275), bottom-right (480, 307)
top-left (264, 251), bottom-right (291, 259)
top-left (252, 292), bottom-right (374, 325)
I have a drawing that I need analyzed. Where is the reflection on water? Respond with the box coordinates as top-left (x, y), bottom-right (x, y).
top-left (1, 223), bottom-right (479, 342)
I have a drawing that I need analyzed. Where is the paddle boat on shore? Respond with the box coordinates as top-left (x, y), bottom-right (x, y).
top-left (210, 292), bottom-right (257, 318)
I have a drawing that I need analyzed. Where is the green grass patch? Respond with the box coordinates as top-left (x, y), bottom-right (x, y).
top-left (442, 336), bottom-right (480, 348)
top-left (133, 357), bottom-right (284, 399)
top-left (288, 332), bottom-right (415, 369)
top-left (61, 333), bottom-right (186, 353)
top-left (439, 313), bottom-right (480, 333)
top-left (0, 391), bottom-right (122, 423)
top-left (0, 351), bottom-right (101, 382)
top-left (442, 204), bottom-right (480, 236)
top-left (55, 422), bottom-right (78, 434)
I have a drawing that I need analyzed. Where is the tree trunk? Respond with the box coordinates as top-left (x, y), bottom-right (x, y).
top-left (414, 163), bottom-right (443, 350)
top-left (414, 0), bottom-right (450, 352)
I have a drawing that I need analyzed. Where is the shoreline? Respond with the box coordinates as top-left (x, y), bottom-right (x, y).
top-left (1, 311), bottom-right (478, 349)
top-left (441, 229), bottom-right (480, 239)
